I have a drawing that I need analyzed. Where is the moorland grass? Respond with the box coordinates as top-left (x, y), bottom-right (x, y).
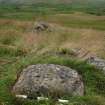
top-left (0, 54), bottom-right (105, 105)
top-left (0, 3), bottom-right (105, 105)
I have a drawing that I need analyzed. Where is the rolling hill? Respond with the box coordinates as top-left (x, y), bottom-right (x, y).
top-left (0, 0), bottom-right (104, 5)
top-left (0, 0), bottom-right (105, 16)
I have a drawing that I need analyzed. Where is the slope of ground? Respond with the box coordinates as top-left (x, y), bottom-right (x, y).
top-left (0, 3), bottom-right (105, 105)
top-left (0, 13), bottom-right (105, 58)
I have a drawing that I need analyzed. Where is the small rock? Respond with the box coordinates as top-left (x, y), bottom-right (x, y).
top-left (87, 56), bottom-right (105, 72)
top-left (16, 95), bottom-right (27, 99)
top-left (33, 21), bottom-right (51, 32)
top-left (37, 97), bottom-right (48, 101)
top-left (58, 99), bottom-right (69, 103)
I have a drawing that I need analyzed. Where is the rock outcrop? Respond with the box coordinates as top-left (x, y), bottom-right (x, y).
top-left (87, 57), bottom-right (105, 72)
top-left (33, 21), bottom-right (51, 32)
top-left (12, 64), bottom-right (84, 99)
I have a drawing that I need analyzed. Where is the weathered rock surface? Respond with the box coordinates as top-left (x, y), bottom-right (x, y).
top-left (87, 57), bottom-right (105, 72)
top-left (12, 64), bottom-right (84, 98)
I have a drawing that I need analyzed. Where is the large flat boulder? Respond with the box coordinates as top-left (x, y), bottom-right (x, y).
top-left (12, 64), bottom-right (84, 98)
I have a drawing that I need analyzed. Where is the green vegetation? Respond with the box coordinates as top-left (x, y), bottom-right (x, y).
top-left (0, 1), bottom-right (105, 105)
top-left (0, 53), bottom-right (105, 105)
top-left (0, 0), bottom-right (105, 20)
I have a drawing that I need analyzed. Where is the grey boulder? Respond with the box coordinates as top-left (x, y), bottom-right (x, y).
top-left (33, 21), bottom-right (51, 32)
top-left (12, 64), bottom-right (84, 98)
top-left (87, 56), bottom-right (105, 72)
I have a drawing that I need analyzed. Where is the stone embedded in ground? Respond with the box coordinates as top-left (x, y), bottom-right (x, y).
top-left (33, 21), bottom-right (51, 32)
top-left (12, 64), bottom-right (84, 98)
top-left (87, 56), bottom-right (105, 72)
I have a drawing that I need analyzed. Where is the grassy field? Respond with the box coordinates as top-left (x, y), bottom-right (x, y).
top-left (0, 3), bottom-right (105, 105)
top-left (0, 1), bottom-right (105, 20)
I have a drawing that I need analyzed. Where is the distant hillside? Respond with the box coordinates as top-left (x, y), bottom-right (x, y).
top-left (0, 0), bottom-right (105, 5)
top-left (0, 0), bottom-right (105, 16)
top-left (0, 0), bottom-right (74, 4)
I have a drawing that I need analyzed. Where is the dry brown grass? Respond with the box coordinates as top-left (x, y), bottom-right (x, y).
top-left (0, 15), bottom-right (105, 58)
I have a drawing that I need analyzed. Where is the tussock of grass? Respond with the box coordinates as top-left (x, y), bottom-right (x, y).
top-left (0, 45), bottom-right (27, 57)
top-left (0, 35), bottom-right (17, 45)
